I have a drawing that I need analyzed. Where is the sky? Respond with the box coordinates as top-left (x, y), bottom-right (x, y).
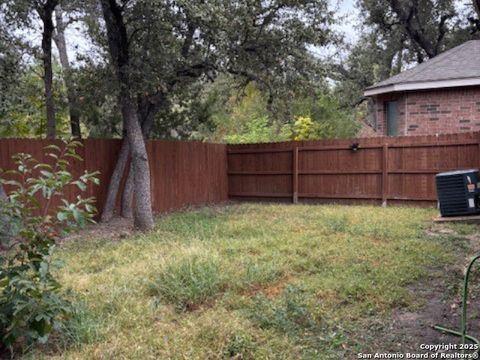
top-left (337, 0), bottom-right (360, 43)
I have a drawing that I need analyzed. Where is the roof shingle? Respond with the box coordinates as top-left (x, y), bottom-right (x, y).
top-left (366, 40), bottom-right (480, 91)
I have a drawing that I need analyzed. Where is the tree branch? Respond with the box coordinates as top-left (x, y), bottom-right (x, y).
top-left (388, 0), bottom-right (437, 58)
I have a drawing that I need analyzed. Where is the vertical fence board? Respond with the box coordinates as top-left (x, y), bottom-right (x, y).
top-left (292, 148), bottom-right (298, 204)
top-left (382, 144), bottom-right (388, 205)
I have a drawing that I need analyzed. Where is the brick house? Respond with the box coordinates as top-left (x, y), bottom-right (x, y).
top-left (364, 40), bottom-right (480, 136)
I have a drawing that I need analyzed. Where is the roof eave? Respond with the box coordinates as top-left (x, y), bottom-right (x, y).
top-left (364, 77), bottom-right (480, 97)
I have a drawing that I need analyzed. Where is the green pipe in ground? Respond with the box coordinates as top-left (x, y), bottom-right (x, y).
top-left (433, 254), bottom-right (480, 353)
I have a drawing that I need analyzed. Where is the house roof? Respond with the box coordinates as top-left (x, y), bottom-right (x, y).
top-left (364, 40), bottom-right (480, 96)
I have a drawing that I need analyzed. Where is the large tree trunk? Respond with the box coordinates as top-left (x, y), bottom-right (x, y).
top-left (54, 5), bottom-right (81, 138)
top-left (120, 96), bottom-right (162, 218)
top-left (100, 138), bottom-right (129, 222)
top-left (101, 0), bottom-right (154, 231)
top-left (121, 161), bottom-right (135, 218)
top-left (121, 98), bottom-right (154, 230)
top-left (37, 1), bottom-right (58, 139)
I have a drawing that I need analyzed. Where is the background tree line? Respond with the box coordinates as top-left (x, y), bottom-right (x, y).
top-left (2, 1), bottom-right (479, 143)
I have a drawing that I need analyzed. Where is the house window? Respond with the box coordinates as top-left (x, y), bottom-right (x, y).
top-left (385, 101), bottom-right (398, 136)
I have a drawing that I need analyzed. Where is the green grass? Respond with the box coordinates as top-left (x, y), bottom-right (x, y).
top-left (22, 203), bottom-right (470, 359)
top-left (148, 252), bottom-right (228, 311)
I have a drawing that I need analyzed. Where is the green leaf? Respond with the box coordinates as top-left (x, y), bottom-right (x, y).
top-left (40, 170), bottom-right (53, 178)
top-left (57, 212), bottom-right (69, 222)
top-left (31, 318), bottom-right (52, 337)
top-left (74, 181), bottom-right (87, 191)
top-left (44, 144), bottom-right (61, 152)
top-left (39, 262), bottom-right (48, 277)
top-left (34, 163), bottom-right (52, 170)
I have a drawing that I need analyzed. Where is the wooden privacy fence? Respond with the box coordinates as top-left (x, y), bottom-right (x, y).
top-left (2, 132), bottom-right (480, 214)
top-left (227, 132), bottom-right (480, 206)
top-left (0, 139), bottom-right (228, 214)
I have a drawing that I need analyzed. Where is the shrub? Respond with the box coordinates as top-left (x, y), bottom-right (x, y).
top-left (149, 253), bottom-right (228, 311)
top-left (0, 141), bottom-right (98, 354)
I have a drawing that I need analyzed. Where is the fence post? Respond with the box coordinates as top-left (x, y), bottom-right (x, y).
top-left (292, 147), bottom-right (299, 204)
top-left (82, 139), bottom-right (89, 198)
top-left (382, 143), bottom-right (389, 207)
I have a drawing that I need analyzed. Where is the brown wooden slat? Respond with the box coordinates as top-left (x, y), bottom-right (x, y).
top-left (299, 144), bottom-right (383, 151)
top-left (300, 170), bottom-right (382, 175)
top-left (292, 147), bottom-right (298, 204)
top-left (388, 168), bottom-right (476, 174)
top-left (228, 148), bottom-right (292, 154)
top-left (229, 192), bottom-right (292, 198)
top-left (300, 193), bottom-right (382, 199)
top-left (382, 144), bottom-right (389, 205)
top-left (228, 171), bottom-right (293, 175)
top-left (229, 170), bottom-right (384, 175)
top-left (387, 196), bottom-right (437, 201)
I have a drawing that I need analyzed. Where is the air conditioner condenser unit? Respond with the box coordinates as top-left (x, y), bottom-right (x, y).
top-left (435, 169), bottom-right (480, 217)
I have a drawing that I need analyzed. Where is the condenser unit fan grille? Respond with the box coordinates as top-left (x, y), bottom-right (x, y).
top-left (436, 170), bottom-right (480, 217)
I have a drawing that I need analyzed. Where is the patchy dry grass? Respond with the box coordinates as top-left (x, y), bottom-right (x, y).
top-left (21, 203), bottom-right (471, 359)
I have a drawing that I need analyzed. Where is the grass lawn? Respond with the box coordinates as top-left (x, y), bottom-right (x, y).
top-left (24, 203), bottom-right (476, 359)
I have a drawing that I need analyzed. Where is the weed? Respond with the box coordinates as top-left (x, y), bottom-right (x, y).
top-left (148, 252), bottom-right (228, 311)
top-left (247, 285), bottom-right (319, 336)
top-left (239, 260), bottom-right (284, 289)
top-left (323, 213), bottom-right (350, 233)
top-left (222, 333), bottom-right (256, 359)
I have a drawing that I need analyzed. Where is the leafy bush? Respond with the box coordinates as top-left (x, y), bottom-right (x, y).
top-left (0, 141), bottom-right (98, 354)
top-left (224, 115), bottom-right (290, 144)
top-left (149, 253), bottom-right (228, 311)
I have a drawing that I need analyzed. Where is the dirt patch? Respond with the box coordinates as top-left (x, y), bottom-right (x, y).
top-left (59, 203), bottom-right (233, 245)
top-left (355, 226), bottom-right (480, 357)
top-left (262, 279), bottom-right (291, 299)
top-left (386, 267), bottom-right (465, 351)
top-left (242, 276), bottom-right (293, 299)
top-left (60, 216), bottom-right (135, 245)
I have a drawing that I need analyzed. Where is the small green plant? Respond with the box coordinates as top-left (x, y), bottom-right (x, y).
top-left (323, 214), bottom-right (350, 233)
top-left (246, 285), bottom-right (345, 355)
top-left (240, 261), bottom-right (283, 289)
top-left (0, 141), bottom-right (99, 354)
top-left (247, 285), bottom-right (318, 336)
top-left (149, 253), bottom-right (228, 311)
top-left (222, 333), bottom-right (256, 359)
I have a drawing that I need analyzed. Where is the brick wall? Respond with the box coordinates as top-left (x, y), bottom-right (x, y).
top-left (372, 86), bottom-right (480, 136)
